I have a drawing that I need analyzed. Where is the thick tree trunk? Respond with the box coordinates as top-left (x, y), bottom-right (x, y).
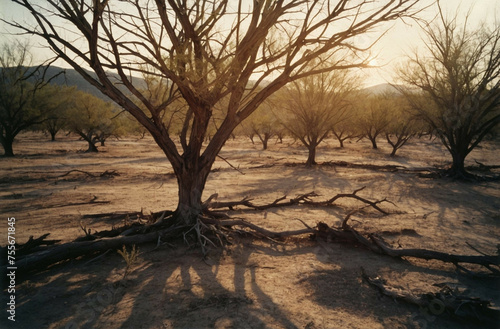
top-left (174, 165), bottom-right (211, 226)
top-left (86, 141), bottom-right (98, 152)
top-left (306, 146), bottom-right (317, 167)
top-left (50, 131), bottom-right (57, 141)
top-left (449, 150), bottom-right (469, 178)
top-left (369, 136), bottom-right (378, 149)
top-left (1, 137), bottom-right (14, 156)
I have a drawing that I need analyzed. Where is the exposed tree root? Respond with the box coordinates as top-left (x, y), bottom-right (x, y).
top-left (362, 268), bottom-right (500, 327)
top-left (5, 190), bottom-right (499, 278)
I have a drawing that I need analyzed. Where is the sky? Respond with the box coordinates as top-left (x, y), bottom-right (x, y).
top-left (0, 0), bottom-right (499, 87)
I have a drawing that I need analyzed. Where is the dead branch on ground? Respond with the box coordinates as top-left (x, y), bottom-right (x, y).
top-left (7, 189), bottom-right (499, 277)
top-left (204, 187), bottom-right (391, 215)
top-left (57, 169), bottom-right (120, 178)
top-left (362, 268), bottom-right (500, 327)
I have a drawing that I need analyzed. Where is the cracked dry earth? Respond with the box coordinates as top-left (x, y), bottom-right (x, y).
top-left (1, 132), bottom-right (499, 329)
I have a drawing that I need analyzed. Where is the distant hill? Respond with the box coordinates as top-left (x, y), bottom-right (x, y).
top-left (29, 66), bottom-right (146, 101)
top-left (362, 83), bottom-right (402, 95)
top-left (12, 66), bottom-right (403, 101)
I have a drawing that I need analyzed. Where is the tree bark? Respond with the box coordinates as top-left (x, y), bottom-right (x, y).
top-left (174, 164), bottom-right (211, 226)
top-left (449, 149), bottom-right (469, 178)
top-left (306, 146), bottom-right (317, 166)
top-left (1, 137), bottom-right (14, 156)
top-left (86, 141), bottom-right (98, 153)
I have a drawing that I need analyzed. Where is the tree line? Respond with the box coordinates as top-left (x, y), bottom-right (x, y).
top-left (1, 0), bottom-right (498, 231)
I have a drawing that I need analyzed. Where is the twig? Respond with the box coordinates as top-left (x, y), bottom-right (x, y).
top-left (217, 155), bottom-right (245, 175)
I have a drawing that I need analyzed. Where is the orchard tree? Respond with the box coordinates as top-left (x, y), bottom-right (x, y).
top-left (355, 93), bottom-right (391, 149)
top-left (241, 100), bottom-right (279, 150)
top-left (280, 65), bottom-right (358, 166)
top-left (6, 0), bottom-right (422, 227)
top-left (0, 41), bottom-right (59, 156)
top-left (331, 98), bottom-right (359, 148)
top-left (38, 85), bottom-right (75, 141)
top-left (383, 95), bottom-right (420, 156)
top-left (398, 2), bottom-right (500, 178)
top-left (67, 90), bottom-right (124, 152)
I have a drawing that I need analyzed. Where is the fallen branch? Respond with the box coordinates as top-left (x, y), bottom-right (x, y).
top-left (13, 234), bottom-right (61, 257)
top-left (57, 169), bottom-right (120, 178)
top-left (362, 268), bottom-right (500, 327)
top-left (204, 188), bottom-right (391, 215)
top-left (15, 224), bottom-right (186, 273)
top-left (369, 234), bottom-right (500, 273)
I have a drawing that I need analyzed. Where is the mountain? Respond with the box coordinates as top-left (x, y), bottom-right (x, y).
top-left (35, 66), bottom-right (146, 101)
top-left (362, 83), bottom-right (402, 95)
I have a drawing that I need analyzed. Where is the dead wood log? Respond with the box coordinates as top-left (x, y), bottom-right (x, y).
top-left (16, 224), bottom-right (186, 273)
top-left (362, 269), bottom-right (500, 327)
top-left (312, 222), bottom-right (500, 274)
top-left (16, 234), bottom-right (61, 255)
top-left (0, 234), bottom-right (61, 263)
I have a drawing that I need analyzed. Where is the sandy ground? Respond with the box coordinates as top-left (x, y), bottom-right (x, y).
top-left (0, 132), bottom-right (499, 329)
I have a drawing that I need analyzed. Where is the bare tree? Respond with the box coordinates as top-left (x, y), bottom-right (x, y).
top-left (331, 114), bottom-right (358, 148)
top-left (0, 41), bottom-right (59, 156)
top-left (241, 99), bottom-right (278, 150)
top-left (6, 0), bottom-right (421, 225)
top-left (383, 95), bottom-right (420, 156)
top-left (279, 65), bottom-right (358, 166)
top-left (397, 2), bottom-right (500, 178)
top-left (355, 93), bottom-right (391, 149)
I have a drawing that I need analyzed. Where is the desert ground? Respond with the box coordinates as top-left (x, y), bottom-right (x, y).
top-left (1, 132), bottom-right (499, 329)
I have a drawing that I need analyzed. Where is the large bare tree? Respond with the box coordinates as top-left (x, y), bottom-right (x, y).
top-left (6, 0), bottom-right (421, 226)
top-left (397, 2), bottom-right (500, 178)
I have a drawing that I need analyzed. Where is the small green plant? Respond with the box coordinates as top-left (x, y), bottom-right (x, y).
top-left (117, 244), bottom-right (139, 280)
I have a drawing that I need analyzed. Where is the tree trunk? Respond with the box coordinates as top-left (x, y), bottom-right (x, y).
top-left (174, 165), bottom-right (211, 225)
top-left (370, 136), bottom-right (378, 149)
top-left (86, 141), bottom-right (98, 152)
top-left (1, 135), bottom-right (15, 156)
top-left (258, 133), bottom-right (270, 150)
top-left (449, 150), bottom-right (469, 178)
top-left (306, 146), bottom-right (317, 167)
top-left (50, 131), bottom-right (57, 141)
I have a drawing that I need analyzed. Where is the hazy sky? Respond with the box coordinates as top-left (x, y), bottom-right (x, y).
top-left (0, 0), bottom-right (499, 87)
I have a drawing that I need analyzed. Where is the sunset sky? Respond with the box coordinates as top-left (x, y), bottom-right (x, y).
top-left (0, 0), bottom-right (498, 87)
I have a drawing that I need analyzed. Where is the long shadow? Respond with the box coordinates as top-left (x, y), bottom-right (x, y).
top-left (0, 253), bottom-right (118, 329)
top-left (115, 240), bottom-right (315, 329)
